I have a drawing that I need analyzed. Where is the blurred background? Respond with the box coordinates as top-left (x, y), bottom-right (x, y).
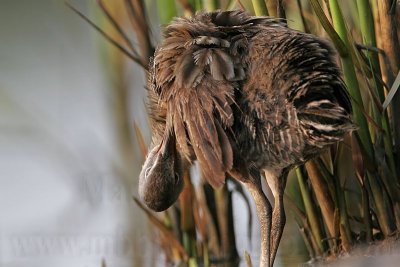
top-left (0, 0), bottom-right (152, 266)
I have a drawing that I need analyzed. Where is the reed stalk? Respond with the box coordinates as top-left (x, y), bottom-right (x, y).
top-left (328, 0), bottom-right (397, 238)
top-left (328, 0), bottom-right (373, 158)
top-left (180, 172), bottom-right (197, 256)
top-left (251, 0), bottom-right (269, 16)
top-left (357, 0), bottom-right (397, 177)
top-left (214, 185), bottom-right (239, 261)
top-left (202, 0), bottom-right (218, 11)
top-left (376, 0), bottom-right (400, 175)
top-left (296, 168), bottom-right (324, 255)
top-left (157, 0), bottom-right (177, 24)
top-left (305, 161), bottom-right (335, 238)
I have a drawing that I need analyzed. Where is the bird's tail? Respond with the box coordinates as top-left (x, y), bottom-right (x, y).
top-left (295, 78), bottom-right (356, 147)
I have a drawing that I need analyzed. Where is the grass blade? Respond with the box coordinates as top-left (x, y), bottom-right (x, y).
top-left (96, 0), bottom-right (138, 56)
top-left (134, 122), bottom-right (148, 156)
top-left (244, 250), bottom-right (253, 267)
top-left (124, 0), bottom-right (154, 64)
top-left (382, 70), bottom-right (400, 110)
top-left (65, 2), bottom-right (147, 69)
top-left (309, 0), bottom-right (347, 56)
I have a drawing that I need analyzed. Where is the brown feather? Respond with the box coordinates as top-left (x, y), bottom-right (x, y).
top-left (145, 9), bottom-right (354, 188)
top-left (184, 103), bottom-right (225, 187)
top-left (216, 121), bottom-right (233, 170)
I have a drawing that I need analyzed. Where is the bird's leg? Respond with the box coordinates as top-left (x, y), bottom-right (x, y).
top-left (247, 180), bottom-right (273, 267)
top-left (229, 170), bottom-right (272, 267)
top-left (264, 170), bottom-right (288, 266)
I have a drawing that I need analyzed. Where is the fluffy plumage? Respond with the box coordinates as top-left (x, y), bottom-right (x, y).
top-left (146, 10), bottom-right (353, 186)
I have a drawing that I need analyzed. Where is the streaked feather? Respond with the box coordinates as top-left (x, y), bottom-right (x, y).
top-left (146, 10), bottom-right (354, 188)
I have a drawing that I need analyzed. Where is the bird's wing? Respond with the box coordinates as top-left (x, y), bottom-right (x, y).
top-left (151, 18), bottom-right (248, 188)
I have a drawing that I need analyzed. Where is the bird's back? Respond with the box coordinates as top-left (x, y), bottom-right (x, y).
top-left (235, 24), bottom-right (354, 170)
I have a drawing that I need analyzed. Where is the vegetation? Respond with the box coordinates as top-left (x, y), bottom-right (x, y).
top-left (70, 0), bottom-right (400, 265)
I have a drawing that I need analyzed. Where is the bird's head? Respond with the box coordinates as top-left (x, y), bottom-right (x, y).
top-left (138, 133), bottom-right (184, 212)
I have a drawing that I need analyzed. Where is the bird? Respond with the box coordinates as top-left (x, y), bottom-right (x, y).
top-left (138, 10), bottom-right (354, 267)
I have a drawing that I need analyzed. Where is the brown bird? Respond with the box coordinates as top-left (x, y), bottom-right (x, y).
top-left (139, 10), bottom-right (354, 267)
